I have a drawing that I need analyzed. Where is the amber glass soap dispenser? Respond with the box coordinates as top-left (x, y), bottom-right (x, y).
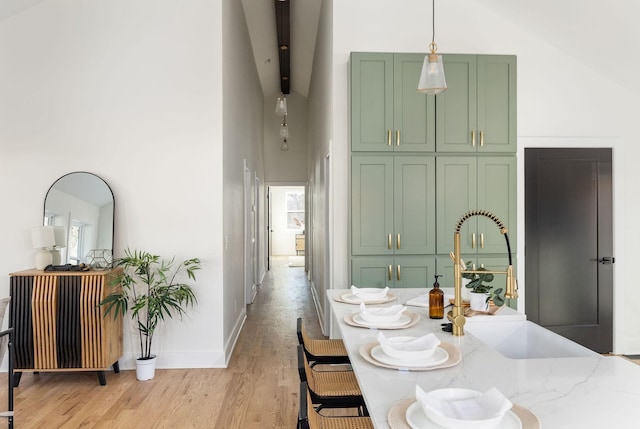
top-left (429, 274), bottom-right (444, 319)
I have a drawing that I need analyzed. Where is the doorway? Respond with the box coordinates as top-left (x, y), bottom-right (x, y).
top-left (524, 148), bottom-right (613, 353)
top-left (267, 186), bottom-right (306, 270)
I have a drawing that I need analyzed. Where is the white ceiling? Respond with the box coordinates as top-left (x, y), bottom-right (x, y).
top-left (242, 0), bottom-right (321, 98)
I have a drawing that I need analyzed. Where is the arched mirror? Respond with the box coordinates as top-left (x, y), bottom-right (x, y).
top-left (44, 172), bottom-right (114, 267)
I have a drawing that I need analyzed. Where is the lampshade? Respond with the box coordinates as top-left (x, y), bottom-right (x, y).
top-left (417, 0), bottom-right (447, 95)
top-left (280, 118), bottom-right (289, 138)
top-left (31, 226), bottom-right (56, 249)
top-left (53, 226), bottom-right (66, 248)
top-left (275, 95), bottom-right (287, 116)
top-left (280, 139), bottom-right (289, 151)
top-left (417, 52), bottom-right (447, 95)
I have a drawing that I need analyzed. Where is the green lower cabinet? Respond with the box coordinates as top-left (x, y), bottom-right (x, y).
top-left (436, 255), bottom-right (517, 309)
top-left (351, 256), bottom-right (436, 289)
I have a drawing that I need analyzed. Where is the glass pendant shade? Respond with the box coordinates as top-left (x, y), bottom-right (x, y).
top-left (275, 95), bottom-right (287, 116)
top-left (280, 122), bottom-right (289, 138)
top-left (280, 139), bottom-right (289, 151)
top-left (418, 53), bottom-right (447, 95)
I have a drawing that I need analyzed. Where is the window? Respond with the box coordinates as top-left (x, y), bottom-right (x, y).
top-left (68, 220), bottom-right (85, 265)
top-left (286, 191), bottom-right (305, 230)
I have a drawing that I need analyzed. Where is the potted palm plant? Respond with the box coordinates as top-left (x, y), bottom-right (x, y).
top-left (463, 267), bottom-right (504, 311)
top-left (101, 248), bottom-right (201, 380)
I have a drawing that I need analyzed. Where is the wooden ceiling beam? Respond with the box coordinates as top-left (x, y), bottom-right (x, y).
top-left (275, 0), bottom-right (290, 94)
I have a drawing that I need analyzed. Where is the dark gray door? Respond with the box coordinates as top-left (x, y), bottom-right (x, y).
top-left (525, 148), bottom-right (613, 353)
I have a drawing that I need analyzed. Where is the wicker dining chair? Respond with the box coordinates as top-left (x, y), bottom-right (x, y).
top-left (297, 345), bottom-right (368, 416)
top-left (298, 381), bottom-right (373, 429)
top-left (297, 318), bottom-right (350, 367)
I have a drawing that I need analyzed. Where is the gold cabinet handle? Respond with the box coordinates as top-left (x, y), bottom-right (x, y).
top-left (388, 265), bottom-right (392, 281)
top-left (396, 129), bottom-right (400, 146)
top-left (397, 264), bottom-right (401, 281)
top-left (388, 233), bottom-right (392, 250)
top-left (471, 130), bottom-right (476, 147)
top-left (472, 232), bottom-right (476, 249)
top-left (480, 232), bottom-right (485, 249)
top-left (387, 129), bottom-right (392, 146)
top-left (397, 233), bottom-right (401, 249)
top-left (480, 130), bottom-right (484, 147)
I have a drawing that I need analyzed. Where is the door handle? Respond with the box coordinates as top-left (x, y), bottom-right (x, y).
top-left (396, 129), bottom-right (401, 146)
top-left (598, 257), bottom-right (615, 264)
top-left (388, 265), bottom-right (392, 281)
top-left (397, 265), bottom-right (401, 281)
top-left (397, 233), bottom-right (401, 250)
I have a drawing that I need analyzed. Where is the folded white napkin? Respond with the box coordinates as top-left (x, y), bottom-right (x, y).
top-left (416, 385), bottom-right (512, 423)
top-left (359, 303), bottom-right (405, 323)
top-left (378, 332), bottom-right (440, 359)
top-left (350, 285), bottom-right (389, 300)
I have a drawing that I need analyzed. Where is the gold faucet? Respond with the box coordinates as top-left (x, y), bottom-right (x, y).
top-left (449, 210), bottom-right (518, 336)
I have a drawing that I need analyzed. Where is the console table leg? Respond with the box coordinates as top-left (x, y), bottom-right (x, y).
top-left (113, 360), bottom-right (120, 373)
top-left (96, 371), bottom-right (106, 386)
top-left (12, 372), bottom-right (22, 388)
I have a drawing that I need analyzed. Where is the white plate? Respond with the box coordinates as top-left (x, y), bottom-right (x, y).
top-left (405, 401), bottom-right (522, 429)
top-left (340, 292), bottom-right (395, 304)
top-left (353, 312), bottom-right (411, 328)
top-left (370, 344), bottom-right (448, 368)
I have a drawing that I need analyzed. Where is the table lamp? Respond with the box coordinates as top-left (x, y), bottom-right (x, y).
top-left (31, 226), bottom-right (56, 270)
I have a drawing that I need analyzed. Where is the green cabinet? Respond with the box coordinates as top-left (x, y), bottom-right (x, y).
top-left (436, 156), bottom-right (516, 255)
top-left (436, 55), bottom-right (516, 153)
top-left (352, 256), bottom-right (436, 289)
top-left (352, 155), bottom-right (436, 256)
top-left (351, 53), bottom-right (435, 152)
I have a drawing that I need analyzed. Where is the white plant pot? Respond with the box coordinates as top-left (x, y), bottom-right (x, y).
top-left (136, 355), bottom-right (157, 381)
top-left (461, 278), bottom-right (471, 301)
top-left (469, 292), bottom-right (489, 312)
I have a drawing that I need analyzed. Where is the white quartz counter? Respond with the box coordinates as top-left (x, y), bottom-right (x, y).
top-left (328, 288), bottom-right (640, 428)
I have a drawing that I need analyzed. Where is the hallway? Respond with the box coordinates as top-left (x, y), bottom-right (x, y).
top-left (5, 256), bottom-right (321, 428)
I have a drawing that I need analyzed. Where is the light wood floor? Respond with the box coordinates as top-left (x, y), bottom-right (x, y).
top-left (0, 256), bottom-right (320, 428)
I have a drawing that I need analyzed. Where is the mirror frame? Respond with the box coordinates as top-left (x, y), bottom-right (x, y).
top-left (43, 172), bottom-right (115, 267)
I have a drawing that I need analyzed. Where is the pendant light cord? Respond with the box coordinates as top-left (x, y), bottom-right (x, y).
top-left (432, 0), bottom-right (436, 46)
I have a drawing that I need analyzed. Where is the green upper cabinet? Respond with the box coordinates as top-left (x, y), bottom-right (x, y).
top-left (436, 55), bottom-right (516, 153)
top-left (352, 256), bottom-right (436, 289)
top-left (352, 155), bottom-right (436, 256)
top-left (351, 53), bottom-right (435, 152)
top-left (436, 156), bottom-right (517, 255)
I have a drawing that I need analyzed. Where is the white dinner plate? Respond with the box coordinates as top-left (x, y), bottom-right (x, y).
top-left (353, 312), bottom-right (411, 328)
top-left (405, 401), bottom-right (522, 429)
top-left (339, 292), bottom-right (396, 304)
top-left (370, 344), bottom-right (448, 368)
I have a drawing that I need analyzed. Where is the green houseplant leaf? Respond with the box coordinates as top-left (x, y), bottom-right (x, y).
top-left (100, 248), bottom-right (201, 359)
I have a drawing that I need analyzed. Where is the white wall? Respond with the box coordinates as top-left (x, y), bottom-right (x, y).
top-left (0, 0), bottom-right (226, 368)
top-left (264, 92), bottom-right (309, 183)
top-left (331, 0), bottom-right (640, 353)
top-left (222, 0), bottom-right (266, 364)
top-left (307, 0), bottom-right (333, 333)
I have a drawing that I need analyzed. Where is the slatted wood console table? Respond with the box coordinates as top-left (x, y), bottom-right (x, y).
top-left (9, 268), bottom-right (123, 386)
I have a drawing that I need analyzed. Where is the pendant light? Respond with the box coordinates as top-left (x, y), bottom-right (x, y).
top-left (280, 138), bottom-right (289, 151)
top-left (275, 94), bottom-right (288, 116)
top-left (418, 0), bottom-right (447, 95)
top-left (280, 116), bottom-right (289, 138)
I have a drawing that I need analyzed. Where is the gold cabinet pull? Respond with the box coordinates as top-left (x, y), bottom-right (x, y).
top-left (471, 130), bottom-right (476, 147)
top-left (480, 232), bottom-right (485, 249)
top-left (480, 130), bottom-right (485, 147)
top-left (397, 264), bottom-right (401, 281)
top-left (396, 129), bottom-right (400, 146)
top-left (397, 233), bottom-right (401, 249)
top-left (388, 233), bottom-right (392, 249)
top-left (472, 232), bottom-right (476, 249)
top-left (387, 129), bottom-right (392, 146)
top-left (388, 265), bottom-right (392, 281)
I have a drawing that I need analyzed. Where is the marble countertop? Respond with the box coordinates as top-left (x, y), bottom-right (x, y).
top-left (328, 288), bottom-right (640, 428)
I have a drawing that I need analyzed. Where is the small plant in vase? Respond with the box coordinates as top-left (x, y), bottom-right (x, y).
top-left (100, 249), bottom-right (201, 380)
top-left (463, 267), bottom-right (505, 310)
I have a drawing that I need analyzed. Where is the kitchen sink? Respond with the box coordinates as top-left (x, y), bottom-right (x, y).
top-left (465, 320), bottom-right (599, 359)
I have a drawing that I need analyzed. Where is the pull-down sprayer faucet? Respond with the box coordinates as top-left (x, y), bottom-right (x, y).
top-left (449, 210), bottom-right (518, 336)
